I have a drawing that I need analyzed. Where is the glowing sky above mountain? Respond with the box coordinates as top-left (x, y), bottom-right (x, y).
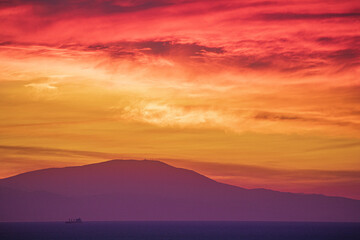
top-left (0, 0), bottom-right (360, 199)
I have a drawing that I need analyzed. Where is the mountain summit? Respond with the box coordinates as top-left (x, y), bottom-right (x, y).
top-left (0, 160), bottom-right (359, 222)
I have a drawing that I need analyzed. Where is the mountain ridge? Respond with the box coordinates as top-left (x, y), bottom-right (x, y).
top-left (0, 159), bottom-right (359, 222)
top-left (1, 159), bottom-right (353, 200)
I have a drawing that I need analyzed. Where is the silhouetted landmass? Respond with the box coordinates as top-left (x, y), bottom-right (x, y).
top-left (0, 160), bottom-right (359, 222)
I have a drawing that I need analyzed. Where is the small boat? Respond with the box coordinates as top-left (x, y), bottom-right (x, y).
top-left (65, 218), bottom-right (82, 223)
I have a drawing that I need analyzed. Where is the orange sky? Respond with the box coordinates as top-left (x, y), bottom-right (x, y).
top-left (0, 0), bottom-right (360, 199)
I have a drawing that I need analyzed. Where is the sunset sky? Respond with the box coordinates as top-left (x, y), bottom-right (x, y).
top-left (0, 0), bottom-right (360, 199)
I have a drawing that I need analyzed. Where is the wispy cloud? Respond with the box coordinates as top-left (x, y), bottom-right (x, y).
top-left (119, 102), bottom-right (232, 128)
top-left (256, 12), bottom-right (360, 21)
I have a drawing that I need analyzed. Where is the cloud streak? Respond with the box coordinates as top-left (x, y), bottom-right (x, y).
top-left (256, 12), bottom-right (360, 21)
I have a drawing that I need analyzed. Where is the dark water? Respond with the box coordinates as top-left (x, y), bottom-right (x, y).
top-left (0, 221), bottom-right (359, 240)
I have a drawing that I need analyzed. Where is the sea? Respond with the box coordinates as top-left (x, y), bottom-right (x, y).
top-left (0, 221), bottom-right (359, 240)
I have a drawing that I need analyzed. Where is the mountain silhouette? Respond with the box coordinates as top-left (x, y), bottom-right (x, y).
top-left (0, 160), bottom-right (359, 222)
